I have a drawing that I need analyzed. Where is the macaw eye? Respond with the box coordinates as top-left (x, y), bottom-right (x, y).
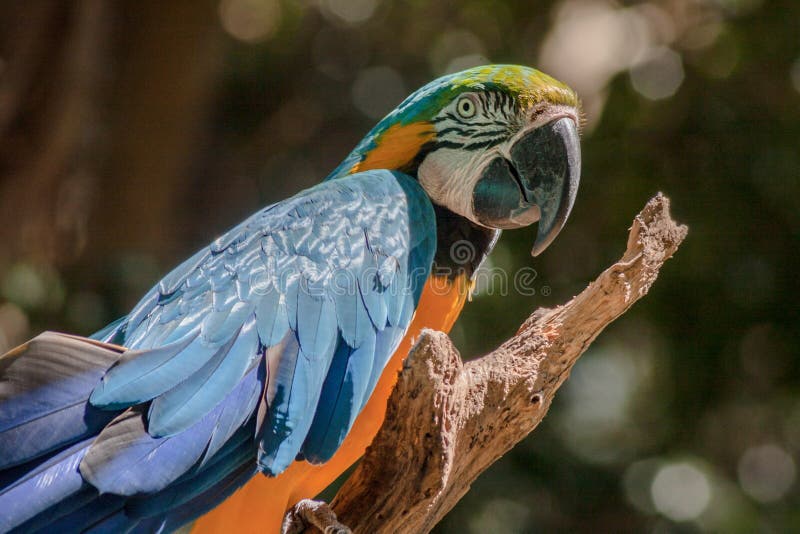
top-left (456, 96), bottom-right (477, 119)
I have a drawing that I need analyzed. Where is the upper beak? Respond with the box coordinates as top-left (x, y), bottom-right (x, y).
top-left (513, 117), bottom-right (581, 256)
top-left (471, 116), bottom-right (581, 256)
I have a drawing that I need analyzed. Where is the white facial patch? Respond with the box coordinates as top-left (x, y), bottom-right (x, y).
top-left (418, 147), bottom-right (498, 225)
top-left (417, 97), bottom-right (579, 226)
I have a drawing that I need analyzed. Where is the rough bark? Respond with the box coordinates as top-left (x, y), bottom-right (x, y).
top-left (291, 193), bottom-right (687, 534)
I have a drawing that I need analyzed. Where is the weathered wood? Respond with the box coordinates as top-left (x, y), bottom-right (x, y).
top-left (288, 193), bottom-right (687, 534)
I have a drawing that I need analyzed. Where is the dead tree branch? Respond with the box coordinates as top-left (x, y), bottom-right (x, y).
top-left (291, 193), bottom-right (687, 533)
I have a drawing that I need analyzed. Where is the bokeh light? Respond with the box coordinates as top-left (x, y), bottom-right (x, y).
top-left (539, 0), bottom-right (657, 127)
top-left (629, 47), bottom-right (684, 100)
top-left (737, 444), bottom-right (796, 503)
top-left (467, 498), bottom-right (531, 534)
top-left (1, 263), bottom-right (48, 310)
top-left (623, 458), bottom-right (662, 514)
top-left (351, 66), bottom-right (406, 119)
top-left (0, 302), bottom-right (29, 353)
top-left (650, 462), bottom-right (712, 521)
top-left (1, 263), bottom-right (65, 312)
top-left (791, 57), bottom-right (800, 93)
top-left (693, 29), bottom-right (740, 79)
top-left (555, 337), bottom-right (659, 464)
top-left (319, 0), bottom-right (379, 26)
top-left (430, 29), bottom-right (488, 75)
top-left (218, 0), bottom-right (282, 43)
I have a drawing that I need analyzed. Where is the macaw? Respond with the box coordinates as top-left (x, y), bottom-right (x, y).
top-left (0, 65), bottom-right (581, 533)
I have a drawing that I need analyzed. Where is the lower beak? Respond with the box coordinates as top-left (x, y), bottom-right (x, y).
top-left (472, 117), bottom-right (581, 256)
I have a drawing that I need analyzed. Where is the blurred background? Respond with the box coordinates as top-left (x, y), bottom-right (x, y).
top-left (0, 0), bottom-right (798, 531)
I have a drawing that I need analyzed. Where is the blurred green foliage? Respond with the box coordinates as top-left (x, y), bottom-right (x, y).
top-left (1, 0), bottom-right (798, 532)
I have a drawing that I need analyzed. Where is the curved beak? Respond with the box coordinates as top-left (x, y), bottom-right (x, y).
top-left (472, 117), bottom-right (581, 256)
top-left (515, 117), bottom-right (581, 256)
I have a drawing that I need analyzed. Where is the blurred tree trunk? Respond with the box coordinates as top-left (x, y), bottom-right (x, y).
top-left (96, 0), bottom-right (222, 261)
top-left (0, 0), bottom-right (223, 268)
top-left (0, 1), bottom-right (106, 265)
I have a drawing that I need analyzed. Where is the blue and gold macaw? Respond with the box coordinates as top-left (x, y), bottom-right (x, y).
top-left (0, 65), bottom-right (581, 533)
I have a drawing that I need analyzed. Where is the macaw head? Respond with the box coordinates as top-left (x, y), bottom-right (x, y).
top-left (328, 64), bottom-right (582, 256)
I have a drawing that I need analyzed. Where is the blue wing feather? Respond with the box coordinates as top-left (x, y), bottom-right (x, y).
top-left (257, 335), bottom-right (331, 474)
top-left (89, 316), bottom-right (128, 344)
top-left (302, 329), bottom-right (376, 463)
top-left (366, 324), bottom-right (408, 399)
top-left (332, 281), bottom-right (374, 348)
top-left (127, 462), bottom-right (258, 534)
top-left (359, 272), bottom-right (389, 330)
top-left (89, 330), bottom-right (210, 409)
top-left (199, 360), bottom-right (264, 466)
top-left (29, 493), bottom-right (126, 534)
top-left (200, 301), bottom-right (255, 345)
top-left (254, 285), bottom-right (290, 347)
top-left (295, 291), bottom-right (338, 359)
top-left (147, 317), bottom-right (260, 437)
top-left (10, 486), bottom-right (100, 533)
top-left (0, 170), bottom-right (436, 532)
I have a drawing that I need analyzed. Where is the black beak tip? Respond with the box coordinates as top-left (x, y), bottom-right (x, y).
top-left (531, 236), bottom-right (553, 258)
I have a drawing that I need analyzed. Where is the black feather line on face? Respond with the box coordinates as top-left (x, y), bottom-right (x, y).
top-left (501, 92), bottom-right (513, 120)
top-left (431, 137), bottom-right (505, 152)
top-left (437, 126), bottom-right (478, 137)
top-left (468, 128), bottom-right (509, 140)
top-left (478, 94), bottom-right (490, 115)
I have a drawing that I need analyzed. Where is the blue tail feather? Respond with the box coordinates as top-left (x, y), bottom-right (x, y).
top-left (126, 423), bottom-right (256, 519)
top-left (135, 462), bottom-right (258, 533)
top-left (0, 438), bottom-right (92, 532)
top-left (81, 355), bottom-right (265, 496)
top-left (0, 333), bottom-right (123, 469)
top-left (11, 486), bottom-right (97, 533)
top-left (39, 493), bottom-right (127, 534)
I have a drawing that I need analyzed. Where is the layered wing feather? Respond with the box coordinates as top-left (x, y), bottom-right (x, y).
top-left (84, 169), bottom-right (435, 487)
top-left (0, 170), bottom-right (435, 532)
